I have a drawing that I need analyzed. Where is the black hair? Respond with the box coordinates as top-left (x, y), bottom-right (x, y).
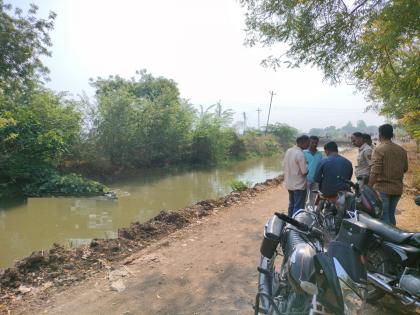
top-left (379, 124), bottom-right (394, 139)
top-left (309, 135), bottom-right (319, 141)
top-left (352, 132), bottom-right (363, 138)
top-left (324, 141), bottom-right (338, 152)
top-left (296, 135), bottom-right (309, 144)
top-left (362, 133), bottom-right (371, 141)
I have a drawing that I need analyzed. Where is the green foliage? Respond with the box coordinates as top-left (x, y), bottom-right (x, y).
top-left (191, 102), bottom-right (236, 164)
top-left (242, 130), bottom-right (281, 156)
top-left (23, 173), bottom-right (107, 197)
top-left (230, 180), bottom-right (250, 192)
top-left (309, 121), bottom-right (378, 138)
top-left (90, 71), bottom-right (195, 167)
top-left (240, 0), bottom-right (420, 122)
top-left (0, 88), bottom-right (82, 191)
top-left (0, 2), bottom-right (56, 95)
top-left (265, 123), bottom-right (298, 149)
top-left (400, 111), bottom-right (420, 141)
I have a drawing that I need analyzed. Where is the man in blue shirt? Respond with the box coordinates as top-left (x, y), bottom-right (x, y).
top-left (314, 141), bottom-right (353, 197)
top-left (304, 136), bottom-right (323, 206)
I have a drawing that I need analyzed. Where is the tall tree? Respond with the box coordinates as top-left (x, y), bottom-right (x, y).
top-left (0, 1), bottom-right (56, 95)
top-left (240, 0), bottom-right (420, 120)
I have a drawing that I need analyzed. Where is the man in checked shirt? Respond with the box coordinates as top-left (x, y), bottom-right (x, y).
top-left (368, 124), bottom-right (408, 226)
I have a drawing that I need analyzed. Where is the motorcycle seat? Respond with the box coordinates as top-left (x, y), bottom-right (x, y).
top-left (358, 213), bottom-right (415, 244)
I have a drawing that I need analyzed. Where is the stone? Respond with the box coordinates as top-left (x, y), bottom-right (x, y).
top-left (110, 279), bottom-right (126, 292)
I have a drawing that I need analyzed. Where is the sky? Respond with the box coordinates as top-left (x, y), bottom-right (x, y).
top-left (13, 0), bottom-right (385, 132)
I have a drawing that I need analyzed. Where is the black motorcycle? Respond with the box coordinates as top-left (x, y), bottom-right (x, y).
top-left (358, 210), bottom-right (420, 309)
top-left (318, 179), bottom-right (420, 310)
top-left (255, 210), bottom-right (369, 315)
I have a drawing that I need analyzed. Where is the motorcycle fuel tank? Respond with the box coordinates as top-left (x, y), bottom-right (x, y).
top-left (286, 243), bottom-right (316, 293)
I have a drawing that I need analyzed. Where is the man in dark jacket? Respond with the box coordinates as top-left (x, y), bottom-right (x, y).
top-left (314, 142), bottom-right (353, 197)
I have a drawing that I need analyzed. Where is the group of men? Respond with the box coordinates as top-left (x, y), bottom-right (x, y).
top-left (283, 123), bottom-right (408, 226)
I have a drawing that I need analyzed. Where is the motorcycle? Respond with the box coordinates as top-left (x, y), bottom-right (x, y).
top-left (317, 179), bottom-right (420, 310)
top-left (357, 209), bottom-right (420, 309)
top-left (255, 210), bottom-right (369, 315)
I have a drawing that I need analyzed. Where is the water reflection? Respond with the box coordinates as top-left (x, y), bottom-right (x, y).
top-left (0, 156), bottom-right (282, 267)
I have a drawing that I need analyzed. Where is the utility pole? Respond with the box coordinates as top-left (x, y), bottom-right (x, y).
top-left (265, 91), bottom-right (275, 135)
top-left (256, 108), bottom-right (262, 129)
top-left (243, 112), bottom-right (247, 134)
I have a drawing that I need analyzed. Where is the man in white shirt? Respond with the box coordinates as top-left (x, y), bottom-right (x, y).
top-left (283, 135), bottom-right (309, 216)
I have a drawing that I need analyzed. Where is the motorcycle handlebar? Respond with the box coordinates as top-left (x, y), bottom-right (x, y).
top-left (275, 212), bottom-right (323, 239)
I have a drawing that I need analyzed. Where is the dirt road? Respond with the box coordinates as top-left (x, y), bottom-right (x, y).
top-left (11, 150), bottom-right (420, 315)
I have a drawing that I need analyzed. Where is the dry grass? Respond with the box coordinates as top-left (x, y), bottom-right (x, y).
top-left (398, 142), bottom-right (420, 231)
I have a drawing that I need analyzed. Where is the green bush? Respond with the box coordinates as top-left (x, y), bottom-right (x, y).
top-left (230, 180), bottom-right (250, 192)
top-left (23, 173), bottom-right (107, 197)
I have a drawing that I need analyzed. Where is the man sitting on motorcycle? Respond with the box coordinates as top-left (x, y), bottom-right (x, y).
top-left (314, 141), bottom-right (353, 197)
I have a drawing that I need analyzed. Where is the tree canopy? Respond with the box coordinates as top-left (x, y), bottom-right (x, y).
top-left (240, 0), bottom-right (420, 123)
top-left (0, 1), bottom-right (56, 95)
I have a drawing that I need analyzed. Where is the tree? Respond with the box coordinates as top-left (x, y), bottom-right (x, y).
top-left (240, 0), bottom-right (420, 120)
top-left (266, 123), bottom-right (298, 149)
top-left (91, 71), bottom-right (195, 166)
top-left (191, 102), bottom-right (236, 164)
top-left (0, 89), bottom-right (81, 194)
top-left (0, 2), bottom-right (56, 95)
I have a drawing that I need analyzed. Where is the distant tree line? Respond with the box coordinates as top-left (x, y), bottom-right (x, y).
top-left (309, 121), bottom-right (378, 139)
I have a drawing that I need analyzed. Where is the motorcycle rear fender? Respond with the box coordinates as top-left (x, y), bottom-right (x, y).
top-left (383, 242), bottom-right (420, 266)
top-left (313, 253), bottom-right (344, 314)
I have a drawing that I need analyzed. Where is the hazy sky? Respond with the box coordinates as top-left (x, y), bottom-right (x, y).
top-left (13, 0), bottom-right (385, 131)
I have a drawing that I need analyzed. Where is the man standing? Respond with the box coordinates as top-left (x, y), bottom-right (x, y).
top-left (283, 135), bottom-right (309, 217)
top-left (351, 132), bottom-right (373, 187)
top-left (314, 142), bottom-right (353, 197)
top-left (304, 136), bottom-right (323, 207)
top-left (362, 133), bottom-right (373, 147)
top-left (369, 124), bottom-right (408, 225)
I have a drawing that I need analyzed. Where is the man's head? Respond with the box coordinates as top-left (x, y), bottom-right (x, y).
top-left (296, 135), bottom-right (310, 150)
top-left (378, 124), bottom-right (394, 141)
top-left (351, 132), bottom-right (364, 147)
top-left (324, 141), bottom-right (338, 156)
top-left (362, 133), bottom-right (372, 146)
top-left (309, 135), bottom-right (319, 151)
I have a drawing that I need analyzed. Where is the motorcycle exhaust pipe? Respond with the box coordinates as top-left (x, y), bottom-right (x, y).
top-left (367, 273), bottom-right (393, 293)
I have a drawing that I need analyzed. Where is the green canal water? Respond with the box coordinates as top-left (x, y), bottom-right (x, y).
top-left (0, 156), bottom-right (282, 268)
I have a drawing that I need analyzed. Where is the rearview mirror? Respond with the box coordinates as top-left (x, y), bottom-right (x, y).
top-left (415, 196), bottom-right (420, 206)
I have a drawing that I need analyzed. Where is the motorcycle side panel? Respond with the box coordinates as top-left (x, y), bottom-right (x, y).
top-left (336, 218), bottom-right (371, 253)
top-left (328, 241), bottom-right (367, 285)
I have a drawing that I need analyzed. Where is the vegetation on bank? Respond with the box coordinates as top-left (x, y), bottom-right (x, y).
top-left (0, 3), bottom-right (297, 198)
